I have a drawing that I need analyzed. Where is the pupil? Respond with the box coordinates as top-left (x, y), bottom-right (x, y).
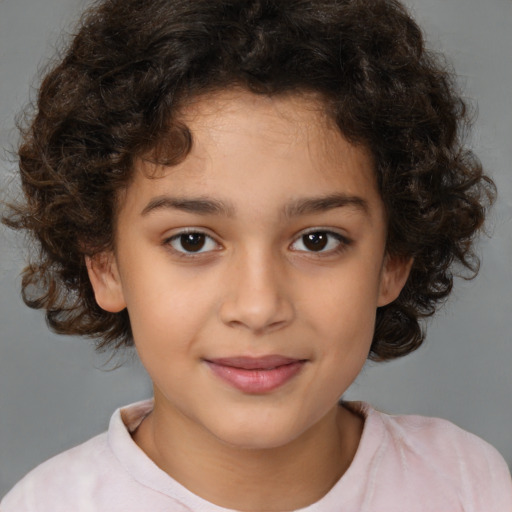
top-left (303, 232), bottom-right (328, 251)
top-left (181, 233), bottom-right (205, 252)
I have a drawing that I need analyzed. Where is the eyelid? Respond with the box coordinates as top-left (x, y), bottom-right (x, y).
top-left (162, 228), bottom-right (222, 256)
top-left (296, 227), bottom-right (351, 240)
top-left (160, 226), bottom-right (352, 258)
top-left (289, 228), bottom-right (352, 254)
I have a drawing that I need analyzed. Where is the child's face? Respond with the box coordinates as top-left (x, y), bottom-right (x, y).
top-left (88, 89), bottom-right (409, 449)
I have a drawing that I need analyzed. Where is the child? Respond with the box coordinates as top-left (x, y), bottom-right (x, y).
top-left (2, 0), bottom-right (511, 510)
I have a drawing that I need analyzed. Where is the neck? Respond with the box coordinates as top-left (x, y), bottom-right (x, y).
top-left (133, 397), bottom-right (363, 512)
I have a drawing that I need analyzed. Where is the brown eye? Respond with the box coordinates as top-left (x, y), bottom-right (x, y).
top-left (290, 230), bottom-right (349, 254)
top-left (302, 232), bottom-right (328, 251)
top-left (180, 233), bottom-right (206, 252)
top-left (167, 232), bottom-right (218, 254)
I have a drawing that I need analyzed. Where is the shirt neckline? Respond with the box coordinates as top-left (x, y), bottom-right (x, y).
top-left (108, 399), bottom-right (386, 511)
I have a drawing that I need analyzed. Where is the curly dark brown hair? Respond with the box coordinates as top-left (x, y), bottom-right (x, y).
top-left (3, 0), bottom-right (495, 360)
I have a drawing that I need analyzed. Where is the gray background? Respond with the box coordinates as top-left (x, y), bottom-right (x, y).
top-left (0, 0), bottom-right (511, 498)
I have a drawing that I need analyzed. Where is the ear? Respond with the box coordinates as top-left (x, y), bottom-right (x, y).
top-left (377, 254), bottom-right (413, 307)
top-left (85, 252), bottom-right (126, 313)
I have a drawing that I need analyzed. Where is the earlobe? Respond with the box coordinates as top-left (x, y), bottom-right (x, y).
top-left (85, 252), bottom-right (127, 313)
top-left (377, 255), bottom-right (413, 307)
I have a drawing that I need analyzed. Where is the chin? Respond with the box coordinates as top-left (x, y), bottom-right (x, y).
top-left (217, 430), bottom-right (299, 451)
top-left (206, 413), bottom-right (308, 451)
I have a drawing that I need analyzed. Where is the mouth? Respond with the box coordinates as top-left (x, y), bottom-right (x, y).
top-left (204, 355), bottom-right (307, 394)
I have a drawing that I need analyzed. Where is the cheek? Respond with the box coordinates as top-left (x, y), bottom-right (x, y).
top-left (307, 267), bottom-right (381, 329)
top-left (123, 267), bottom-right (219, 354)
top-left (300, 260), bottom-right (382, 368)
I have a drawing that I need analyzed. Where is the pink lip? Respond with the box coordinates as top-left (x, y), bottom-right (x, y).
top-left (205, 356), bottom-right (306, 394)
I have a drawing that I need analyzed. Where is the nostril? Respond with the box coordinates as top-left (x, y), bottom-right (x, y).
top-left (219, 295), bottom-right (294, 334)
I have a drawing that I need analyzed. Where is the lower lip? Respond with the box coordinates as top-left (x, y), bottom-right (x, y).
top-left (205, 361), bottom-right (305, 394)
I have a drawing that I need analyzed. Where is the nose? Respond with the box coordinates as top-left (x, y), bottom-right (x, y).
top-left (218, 248), bottom-right (295, 335)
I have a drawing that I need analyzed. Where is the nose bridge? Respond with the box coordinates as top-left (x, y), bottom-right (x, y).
top-left (219, 243), bottom-right (294, 334)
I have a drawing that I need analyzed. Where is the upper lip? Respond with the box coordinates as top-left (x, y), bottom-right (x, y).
top-left (205, 355), bottom-right (304, 370)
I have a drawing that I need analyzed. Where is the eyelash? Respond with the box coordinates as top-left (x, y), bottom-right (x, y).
top-left (289, 229), bottom-right (352, 256)
top-left (163, 229), bottom-right (221, 258)
top-left (162, 228), bottom-right (352, 258)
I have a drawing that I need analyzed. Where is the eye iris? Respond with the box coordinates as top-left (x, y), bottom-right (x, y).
top-left (303, 232), bottom-right (328, 251)
top-left (180, 233), bottom-right (206, 252)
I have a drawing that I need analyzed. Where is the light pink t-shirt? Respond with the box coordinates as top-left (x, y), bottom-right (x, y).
top-left (2, 399), bottom-right (511, 511)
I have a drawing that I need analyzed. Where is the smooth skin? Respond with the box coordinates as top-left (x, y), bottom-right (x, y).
top-left (87, 89), bottom-right (411, 511)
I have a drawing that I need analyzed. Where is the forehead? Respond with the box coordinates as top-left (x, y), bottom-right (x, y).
top-left (177, 89), bottom-right (369, 171)
top-left (122, 89), bottom-right (381, 220)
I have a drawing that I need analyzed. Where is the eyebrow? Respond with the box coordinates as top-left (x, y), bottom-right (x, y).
top-left (140, 193), bottom-right (369, 218)
top-left (141, 196), bottom-right (235, 217)
top-left (283, 193), bottom-right (369, 218)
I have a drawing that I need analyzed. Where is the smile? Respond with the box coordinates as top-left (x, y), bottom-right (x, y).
top-left (204, 356), bottom-right (306, 394)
